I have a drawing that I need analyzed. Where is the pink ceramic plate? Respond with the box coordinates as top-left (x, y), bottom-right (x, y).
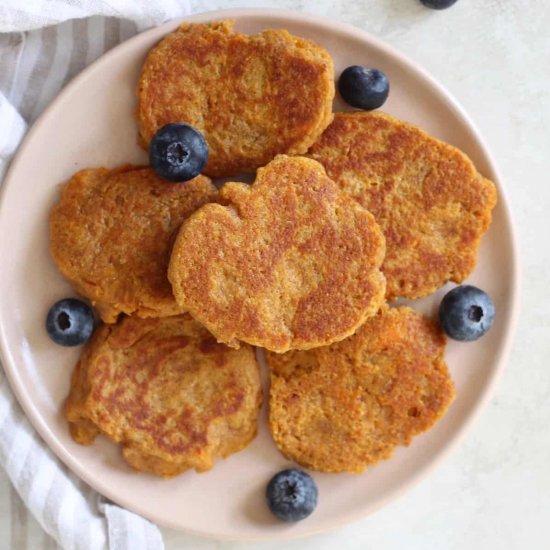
top-left (0, 8), bottom-right (519, 541)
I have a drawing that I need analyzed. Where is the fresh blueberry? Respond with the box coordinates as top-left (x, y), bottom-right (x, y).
top-left (338, 66), bottom-right (389, 111)
top-left (439, 285), bottom-right (495, 342)
top-left (149, 123), bottom-right (208, 182)
top-left (420, 0), bottom-right (459, 9)
top-left (266, 468), bottom-right (318, 522)
top-left (46, 298), bottom-right (95, 346)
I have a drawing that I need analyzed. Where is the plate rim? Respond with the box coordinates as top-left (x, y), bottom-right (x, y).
top-left (0, 7), bottom-right (521, 541)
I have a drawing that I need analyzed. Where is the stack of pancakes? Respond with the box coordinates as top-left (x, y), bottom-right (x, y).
top-left (50, 21), bottom-right (496, 477)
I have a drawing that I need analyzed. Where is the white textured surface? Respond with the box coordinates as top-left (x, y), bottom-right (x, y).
top-left (161, 1), bottom-right (550, 548)
top-left (1, 1), bottom-right (548, 548)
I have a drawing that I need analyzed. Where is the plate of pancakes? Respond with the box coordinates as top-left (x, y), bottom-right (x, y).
top-left (0, 8), bottom-right (519, 541)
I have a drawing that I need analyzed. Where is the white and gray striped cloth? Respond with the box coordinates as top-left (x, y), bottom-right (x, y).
top-left (0, 1), bottom-right (191, 549)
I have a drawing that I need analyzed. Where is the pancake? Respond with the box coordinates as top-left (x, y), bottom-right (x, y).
top-left (307, 111), bottom-right (497, 300)
top-left (49, 165), bottom-right (217, 323)
top-left (136, 20), bottom-right (335, 177)
top-left (65, 314), bottom-right (262, 477)
top-left (168, 155), bottom-right (386, 353)
top-left (267, 306), bottom-right (455, 473)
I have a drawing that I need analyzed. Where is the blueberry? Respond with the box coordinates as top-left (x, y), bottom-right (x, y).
top-left (46, 298), bottom-right (95, 346)
top-left (266, 468), bottom-right (318, 522)
top-left (420, 0), bottom-right (459, 9)
top-left (439, 285), bottom-right (495, 342)
top-left (338, 66), bottom-right (389, 111)
top-left (149, 123), bottom-right (208, 182)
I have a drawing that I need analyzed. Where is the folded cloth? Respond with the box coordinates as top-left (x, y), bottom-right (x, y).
top-left (0, 0), bottom-right (188, 33)
top-left (0, 1), bottom-right (191, 548)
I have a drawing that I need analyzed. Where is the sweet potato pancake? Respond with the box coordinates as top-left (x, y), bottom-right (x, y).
top-left (307, 111), bottom-right (497, 300)
top-left (49, 165), bottom-right (217, 323)
top-left (137, 20), bottom-right (334, 177)
top-left (267, 306), bottom-right (455, 473)
top-left (65, 314), bottom-right (262, 477)
top-left (168, 155), bottom-right (386, 353)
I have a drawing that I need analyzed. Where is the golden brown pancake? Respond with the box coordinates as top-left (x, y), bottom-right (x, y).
top-left (168, 155), bottom-right (386, 353)
top-left (137, 20), bottom-right (335, 177)
top-left (267, 306), bottom-right (455, 473)
top-left (65, 314), bottom-right (262, 477)
top-left (307, 111), bottom-right (497, 300)
top-left (49, 165), bottom-right (217, 323)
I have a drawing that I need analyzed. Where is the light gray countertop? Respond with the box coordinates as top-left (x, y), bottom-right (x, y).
top-left (2, 1), bottom-right (549, 548)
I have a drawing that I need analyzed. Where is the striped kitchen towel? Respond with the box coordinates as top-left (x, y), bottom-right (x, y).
top-left (0, 1), bottom-right (191, 549)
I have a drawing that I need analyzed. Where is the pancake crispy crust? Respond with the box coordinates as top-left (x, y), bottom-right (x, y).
top-left (307, 111), bottom-right (498, 300)
top-left (168, 155), bottom-right (386, 353)
top-left (267, 306), bottom-right (455, 473)
top-left (137, 21), bottom-right (335, 177)
top-left (65, 315), bottom-right (262, 477)
top-left (49, 165), bottom-right (217, 323)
